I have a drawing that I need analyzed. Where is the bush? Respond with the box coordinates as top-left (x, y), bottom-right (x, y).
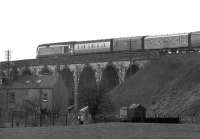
top-left (22, 67), bottom-right (32, 76)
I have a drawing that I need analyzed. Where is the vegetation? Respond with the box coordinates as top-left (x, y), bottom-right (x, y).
top-left (22, 99), bottom-right (40, 114)
top-left (22, 67), bottom-right (32, 76)
top-left (77, 66), bottom-right (115, 121)
top-left (10, 65), bottom-right (19, 81)
top-left (60, 68), bottom-right (74, 106)
top-left (39, 65), bottom-right (51, 75)
top-left (109, 54), bottom-right (200, 118)
top-left (78, 87), bottom-right (114, 121)
top-left (1, 123), bottom-right (200, 139)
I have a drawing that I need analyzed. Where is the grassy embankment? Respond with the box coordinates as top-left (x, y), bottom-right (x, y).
top-left (109, 54), bottom-right (200, 119)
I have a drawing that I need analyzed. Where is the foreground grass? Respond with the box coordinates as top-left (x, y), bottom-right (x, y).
top-left (1, 123), bottom-right (200, 139)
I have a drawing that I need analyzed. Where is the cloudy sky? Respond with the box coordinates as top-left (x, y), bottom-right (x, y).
top-left (0, 0), bottom-right (200, 61)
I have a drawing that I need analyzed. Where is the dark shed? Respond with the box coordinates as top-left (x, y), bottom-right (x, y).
top-left (127, 104), bottom-right (146, 122)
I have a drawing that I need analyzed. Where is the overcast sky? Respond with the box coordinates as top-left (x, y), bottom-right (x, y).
top-left (0, 0), bottom-right (200, 61)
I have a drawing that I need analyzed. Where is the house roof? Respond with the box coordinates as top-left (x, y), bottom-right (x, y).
top-left (11, 73), bottom-right (60, 89)
top-left (129, 104), bottom-right (145, 110)
top-left (80, 106), bottom-right (88, 112)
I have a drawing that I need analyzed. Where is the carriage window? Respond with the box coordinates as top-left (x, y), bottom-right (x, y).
top-left (93, 43), bottom-right (96, 48)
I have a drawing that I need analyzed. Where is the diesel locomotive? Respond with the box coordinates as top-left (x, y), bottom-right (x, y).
top-left (36, 31), bottom-right (200, 58)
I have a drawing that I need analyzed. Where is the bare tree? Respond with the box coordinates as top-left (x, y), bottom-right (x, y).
top-left (22, 67), bottom-right (32, 76)
top-left (10, 65), bottom-right (19, 81)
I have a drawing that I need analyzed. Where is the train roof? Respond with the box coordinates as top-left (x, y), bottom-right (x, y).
top-left (38, 38), bottom-right (112, 47)
top-left (74, 38), bottom-right (112, 44)
top-left (38, 41), bottom-right (76, 48)
top-left (145, 33), bottom-right (188, 39)
top-left (37, 31), bottom-right (200, 48)
top-left (112, 36), bottom-right (144, 40)
top-left (191, 31), bottom-right (200, 34)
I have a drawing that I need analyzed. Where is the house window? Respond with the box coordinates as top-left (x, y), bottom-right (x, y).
top-left (43, 93), bottom-right (48, 102)
top-left (9, 92), bottom-right (15, 104)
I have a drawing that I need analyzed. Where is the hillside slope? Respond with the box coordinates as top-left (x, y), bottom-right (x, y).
top-left (109, 54), bottom-right (200, 117)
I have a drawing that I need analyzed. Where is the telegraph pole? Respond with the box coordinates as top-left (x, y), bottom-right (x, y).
top-left (5, 50), bottom-right (11, 113)
top-left (5, 50), bottom-right (11, 82)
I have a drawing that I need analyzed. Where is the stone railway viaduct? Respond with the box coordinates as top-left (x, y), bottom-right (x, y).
top-left (0, 51), bottom-right (160, 111)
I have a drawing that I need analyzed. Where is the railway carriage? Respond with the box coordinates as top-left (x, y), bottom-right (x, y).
top-left (73, 39), bottom-right (112, 54)
top-left (190, 31), bottom-right (200, 49)
top-left (144, 33), bottom-right (189, 53)
top-left (130, 36), bottom-right (145, 51)
top-left (112, 37), bottom-right (143, 52)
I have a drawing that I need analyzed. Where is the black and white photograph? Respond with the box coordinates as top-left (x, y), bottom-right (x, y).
top-left (1, 0), bottom-right (200, 138)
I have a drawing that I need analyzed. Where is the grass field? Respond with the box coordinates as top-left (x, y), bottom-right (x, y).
top-left (1, 123), bottom-right (200, 139)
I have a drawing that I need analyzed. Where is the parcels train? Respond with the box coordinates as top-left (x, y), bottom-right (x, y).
top-left (36, 31), bottom-right (200, 58)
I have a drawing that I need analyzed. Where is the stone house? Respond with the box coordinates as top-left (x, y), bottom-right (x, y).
top-left (4, 73), bottom-right (70, 113)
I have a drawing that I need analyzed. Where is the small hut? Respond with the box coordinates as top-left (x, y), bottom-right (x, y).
top-left (78, 106), bottom-right (91, 124)
top-left (120, 107), bottom-right (128, 121)
top-left (127, 104), bottom-right (146, 122)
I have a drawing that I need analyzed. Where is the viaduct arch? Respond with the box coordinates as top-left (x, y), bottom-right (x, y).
top-left (77, 65), bottom-right (97, 108)
top-left (99, 64), bottom-right (119, 94)
top-left (60, 67), bottom-right (74, 105)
